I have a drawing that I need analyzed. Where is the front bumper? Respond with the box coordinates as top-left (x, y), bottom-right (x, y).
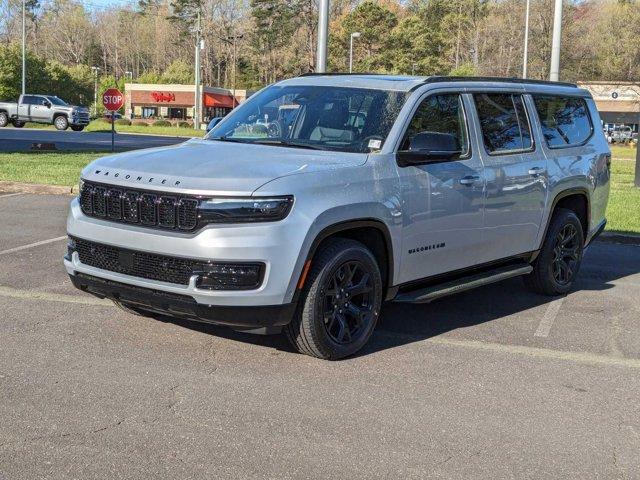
top-left (70, 272), bottom-right (296, 330)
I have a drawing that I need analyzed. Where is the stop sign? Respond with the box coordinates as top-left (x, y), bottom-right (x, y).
top-left (102, 88), bottom-right (124, 111)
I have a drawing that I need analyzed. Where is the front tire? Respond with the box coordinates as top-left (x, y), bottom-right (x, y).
top-left (524, 208), bottom-right (584, 296)
top-left (285, 238), bottom-right (383, 360)
top-left (54, 115), bottom-right (69, 131)
top-left (71, 125), bottom-right (85, 132)
top-left (0, 112), bottom-right (8, 127)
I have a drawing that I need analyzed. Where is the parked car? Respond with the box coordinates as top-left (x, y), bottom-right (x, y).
top-left (606, 125), bottom-right (633, 144)
top-left (0, 94), bottom-right (90, 131)
top-left (65, 75), bottom-right (610, 360)
top-left (103, 112), bottom-right (123, 123)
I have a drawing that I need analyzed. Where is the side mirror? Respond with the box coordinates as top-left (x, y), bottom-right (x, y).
top-left (206, 117), bottom-right (222, 132)
top-left (44, 101), bottom-right (52, 108)
top-left (397, 132), bottom-right (461, 167)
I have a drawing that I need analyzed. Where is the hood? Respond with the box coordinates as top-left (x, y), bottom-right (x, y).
top-left (81, 138), bottom-right (368, 196)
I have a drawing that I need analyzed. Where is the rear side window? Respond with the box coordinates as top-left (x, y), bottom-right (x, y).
top-left (532, 95), bottom-right (593, 148)
top-left (474, 93), bottom-right (533, 154)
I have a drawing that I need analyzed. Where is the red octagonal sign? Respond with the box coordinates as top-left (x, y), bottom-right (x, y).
top-left (102, 88), bottom-right (124, 111)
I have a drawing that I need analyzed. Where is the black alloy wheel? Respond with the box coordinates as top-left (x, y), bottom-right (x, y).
top-left (551, 223), bottom-right (581, 286)
top-left (321, 260), bottom-right (375, 345)
top-left (524, 208), bottom-right (584, 296)
top-left (285, 238), bottom-right (383, 360)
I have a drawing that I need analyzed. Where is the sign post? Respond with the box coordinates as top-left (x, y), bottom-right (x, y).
top-left (102, 88), bottom-right (125, 153)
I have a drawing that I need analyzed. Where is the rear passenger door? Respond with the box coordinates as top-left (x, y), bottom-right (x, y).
top-left (472, 92), bottom-right (548, 260)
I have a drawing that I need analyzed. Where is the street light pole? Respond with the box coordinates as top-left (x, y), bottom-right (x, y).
top-left (193, 9), bottom-right (202, 131)
top-left (522, 0), bottom-right (531, 78)
top-left (549, 0), bottom-right (563, 81)
top-left (21, 0), bottom-right (26, 95)
top-left (316, 0), bottom-right (329, 72)
top-left (349, 32), bottom-right (360, 73)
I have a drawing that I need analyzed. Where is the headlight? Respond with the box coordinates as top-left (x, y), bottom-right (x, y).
top-left (199, 196), bottom-right (293, 223)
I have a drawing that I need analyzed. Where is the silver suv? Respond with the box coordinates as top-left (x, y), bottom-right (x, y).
top-left (65, 75), bottom-right (611, 359)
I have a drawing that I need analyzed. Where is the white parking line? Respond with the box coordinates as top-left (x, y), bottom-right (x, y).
top-left (0, 236), bottom-right (67, 256)
top-left (0, 285), bottom-right (111, 306)
top-left (0, 192), bottom-right (24, 199)
top-left (534, 296), bottom-right (566, 338)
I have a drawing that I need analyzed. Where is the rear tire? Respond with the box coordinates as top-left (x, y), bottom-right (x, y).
top-left (54, 115), bottom-right (68, 131)
top-left (0, 112), bottom-right (8, 127)
top-left (285, 238), bottom-right (383, 360)
top-left (524, 208), bottom-right (584, 296)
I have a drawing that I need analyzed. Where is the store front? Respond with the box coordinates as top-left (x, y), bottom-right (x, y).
top-left (124, 83), bottom-right (243, 124)
top-left (579, 82), bottom-right (640, 132)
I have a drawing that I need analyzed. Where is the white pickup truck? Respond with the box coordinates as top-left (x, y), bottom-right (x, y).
top-left (0, 94), bottom-right (90, 131)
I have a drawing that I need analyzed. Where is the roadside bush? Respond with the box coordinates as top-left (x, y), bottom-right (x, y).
top-left (115, 119), bottom-right (131, 126)
top-left (132, 121), bottom-right (148, 127)
top-left (153, 120), bottom-right (172, 127)
top-left (177, 121), bottom-right (191, 128)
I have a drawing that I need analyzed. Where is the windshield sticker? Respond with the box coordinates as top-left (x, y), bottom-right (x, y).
top-left (368, 139), bottom-right (382, 150)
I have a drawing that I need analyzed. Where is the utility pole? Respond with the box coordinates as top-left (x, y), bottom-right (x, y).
top-left (316, 0), bottom-right (329, 72)
top-left (549, 0), bottom-right (563, 81)
top-left (21, 0), bottom-right (26, 95)
top-left (91, 66), bottom-right (101, 118)
top-left (193, 8), bottom-right (202, 131)
top-left (522, 0), bottom-right (531, 78)
top-left (635, 112), bottom-right (640, 188)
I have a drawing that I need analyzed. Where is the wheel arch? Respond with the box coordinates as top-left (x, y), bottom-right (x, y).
top-left (540, 188), bottom-right (590, 249)
top-left (295, 219), bottom-right (395, 301)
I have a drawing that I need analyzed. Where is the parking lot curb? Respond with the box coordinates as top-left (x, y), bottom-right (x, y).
top-left (0, 181), bottom-right (77, 196)
top-left (597, 232), bottom-right (640, 246)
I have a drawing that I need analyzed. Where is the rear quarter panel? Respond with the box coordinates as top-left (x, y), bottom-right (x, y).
top-left (533, 96), bottom-right (610, 249)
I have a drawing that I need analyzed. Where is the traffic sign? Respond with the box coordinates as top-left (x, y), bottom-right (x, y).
top-left (102, 88), bottom-right (124, 112)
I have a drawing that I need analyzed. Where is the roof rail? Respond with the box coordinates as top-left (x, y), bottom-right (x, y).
top-left (299, 72), bottom-right (578, 88)
top-left (417, 76), bottom-right (578, 89)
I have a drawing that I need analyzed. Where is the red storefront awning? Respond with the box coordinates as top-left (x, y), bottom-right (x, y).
top-left (203, 92), bottom-right (238, 109)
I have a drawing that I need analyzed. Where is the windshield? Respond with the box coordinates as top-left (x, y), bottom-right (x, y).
top-left (47, 96), bottom-right (67, 106)
top-left (206, 85), bottom-right (408, 153)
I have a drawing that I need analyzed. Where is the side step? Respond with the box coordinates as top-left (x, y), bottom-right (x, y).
top-left (393, 264), bottom-right (533, 304)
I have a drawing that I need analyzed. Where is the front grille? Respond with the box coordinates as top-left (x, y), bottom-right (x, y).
top-left (80, 181), bottom-right (199, 231)
top-left (72, 237), bottom-right (207, 285)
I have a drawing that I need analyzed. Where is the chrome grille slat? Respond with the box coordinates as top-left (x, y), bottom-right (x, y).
top-left (79, 181), bottom-right (199, 231)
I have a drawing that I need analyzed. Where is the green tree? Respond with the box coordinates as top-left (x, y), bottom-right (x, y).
top-left (160, 60), bottom-right (194, 84)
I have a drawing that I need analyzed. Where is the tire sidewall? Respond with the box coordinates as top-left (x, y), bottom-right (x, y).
top-left (537, 210), bottom-right (584, 294)
top-left (303, 244), bottom-right (383, 359)
top-left (0, 112), bottom-right (7, 127)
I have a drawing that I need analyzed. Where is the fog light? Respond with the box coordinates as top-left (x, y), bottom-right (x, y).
top-left (195, 263), bottom-right (263, 290)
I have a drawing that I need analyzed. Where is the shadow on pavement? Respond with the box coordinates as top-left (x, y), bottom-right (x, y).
top-left (147, 241), bottom-right (640, 359)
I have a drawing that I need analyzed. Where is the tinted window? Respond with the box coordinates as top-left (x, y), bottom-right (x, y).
top-left (21, 95), bottom-right (35, 104)
top-left (402, 94), bottom-right (469, 157)
top-left (474, 93), bottom-right (532, 153)
top-left (532, 95), bottom-right (592, 147)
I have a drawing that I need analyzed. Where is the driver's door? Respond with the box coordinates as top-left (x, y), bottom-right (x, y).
top-left (396, 92), bottom-right (486, 284)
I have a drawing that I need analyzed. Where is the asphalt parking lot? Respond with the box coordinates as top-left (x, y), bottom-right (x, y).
top-left (1, 192), bottom-right (639, 479)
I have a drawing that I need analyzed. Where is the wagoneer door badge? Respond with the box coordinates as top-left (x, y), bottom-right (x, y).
top-left (92, 169), bottom-right (182, 186)
top-left (408, 243), bottom-right (446, 255)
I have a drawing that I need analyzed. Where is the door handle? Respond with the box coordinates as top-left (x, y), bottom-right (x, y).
top-left (459, 175), bottom-right (480, 186)
top-left (528, 166), bottom-right (546, 176)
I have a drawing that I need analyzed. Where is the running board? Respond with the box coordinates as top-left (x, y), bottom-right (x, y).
top-left (393, 264), bottom-right (533, 304)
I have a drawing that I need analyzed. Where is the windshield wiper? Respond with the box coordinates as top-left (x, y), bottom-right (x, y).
top-left (209, 136), bottom-right (249, 143)
top-left (251, 139), bottom-right (328, 150)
